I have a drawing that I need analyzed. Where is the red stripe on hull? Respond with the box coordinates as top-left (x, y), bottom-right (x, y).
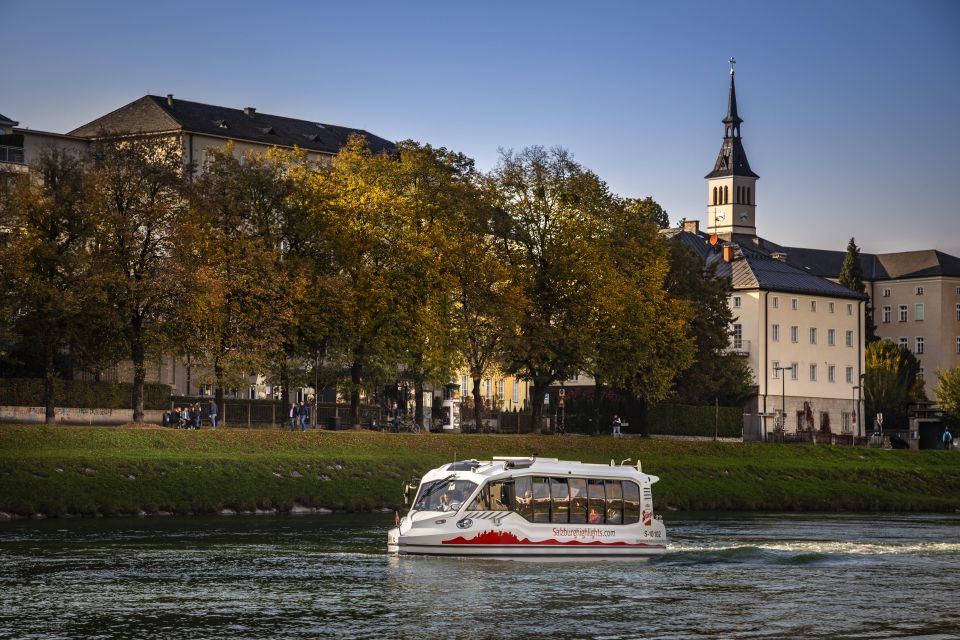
top-left (441, 529), bottom-right (663, 547)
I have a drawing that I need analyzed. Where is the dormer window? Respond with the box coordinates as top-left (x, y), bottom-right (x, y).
top-left (260, 126), bottom-right (276, 135)
top-left (214, 119), bottom-right (229, 129)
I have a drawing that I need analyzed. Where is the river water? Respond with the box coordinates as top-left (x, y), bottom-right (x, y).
top-left (1, 513), bottom-right (958, 639)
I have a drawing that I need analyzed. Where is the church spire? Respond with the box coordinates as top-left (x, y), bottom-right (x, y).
top-left (723, 58), bottom-right (742, 138)
top-left (705, 59), bottom-right (759, 238)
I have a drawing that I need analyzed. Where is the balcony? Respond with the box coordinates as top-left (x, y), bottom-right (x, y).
top-left (726, 338), bottom-right (751, 357)
top-left (0, 145), bottom-right (25, 164)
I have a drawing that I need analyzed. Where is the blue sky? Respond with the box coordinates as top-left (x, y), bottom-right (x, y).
top-left (4, 0), bottom-right (959, 255)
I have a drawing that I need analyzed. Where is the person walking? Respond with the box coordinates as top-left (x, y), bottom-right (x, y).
top-left (192, 404), bottom-right (201, 430)
top-left (299, 402), bottom-right (310, 432)
top-left (209, 399), bottom-right (218, 430)
top-left (288, 402), bottom-right (297, 431)
top-left (391, 402), bottom-right (400, 433)
top-left (944, 429), bottom-right (954, 450)
top-left (612, 414), bottom-right (622, 438)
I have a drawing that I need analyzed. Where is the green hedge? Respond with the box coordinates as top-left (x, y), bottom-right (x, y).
top-left (0, 379), bottom-right (171, 410)
top-left (647, 403), bottom-right (742, 438)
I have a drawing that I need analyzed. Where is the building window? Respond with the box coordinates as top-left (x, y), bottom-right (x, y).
top-left (899, 305), bottom-right (908, 322)
top-left (899, 336), bottom-right (908, 347)
top-left (810, 300), bottom-right (817, 312)
top-left (713, 186), bottom-right (718, 205)
top-left (791, 298), bottom-right (798, 311)
top-left (791, 363), bottom-right (799, 381)
top-left (845, 330), bottom-right (853, 347)
top-left (809, 327), bottom-right (817, 344)
top-left (916, 287), bottom-right (924, 295)
top-left (882, 288), bottom-right (891, 297)
top-left (791, 326), bottom-right (799, 343)
top-left (462, 375), bottom-right (468, 394)
top-left (828, 329), bottom-right (835, 346)
top-left (847, 304), bottom-right (853, 316)
top-left (841, 412), bottom-right (851, 433)
top-left (772, 324), bottom-right (780, 342)
top-left (819, 411), bottom-right (830, 431)
top-left (957, 303), bottom-right (960, 321)
top-left (724, 185), bottom-right (729, 204)
top-left (485, 379), bottom-right (491, 400)
top-left (732, 324), bottom-right (742, 349)
top-left (773, 296), bottom-right (779, 309)
top-left (915, 304), bottom-right (924, 321)
top-left (828, 365), bottom-right (836, 383)
top-left (845, 366), bottom-right (853, 384)
top-left (733, 296), bottom-right (742, 308)
top-left (882, 305), bottom-right (891, 323)
top-left (513, 380), bottom-right (519, 403)
top-left (957, 336), bottom-right (960, 354)
top-left (809, 364), bottom-right (817, 381)
top-left (916, 337), bottom-right (924, 354)
top-left (772, 360), bottom-right (780, 379)
top-left (828, 302), bottom-right (835, 313)
top-left (498, 379), bottom-right (504, 400)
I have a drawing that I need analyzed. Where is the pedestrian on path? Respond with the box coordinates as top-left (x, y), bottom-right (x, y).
top-left (612, 414), bottom-right (622, 438)
top-left (944, 429), bottom-right (954, 450)
top-left (209, 399), bottom-right (218, 430)
top-left (288, 403), bottom-right (297, 431)
top-left (299, 402), bottom-right (310, 431)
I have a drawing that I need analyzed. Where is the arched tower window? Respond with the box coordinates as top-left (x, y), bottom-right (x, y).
top-left (747, 187), bottom-right (752, 204)
top-left (712, 186), bottom-right (718, 205)
top-left (737, 186), bottom-right (742, 203)
top-left (723, 185), bottom-right (729, 204)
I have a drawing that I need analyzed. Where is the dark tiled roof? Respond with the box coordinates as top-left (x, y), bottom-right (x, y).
top-left (778, 246), bottom-right (960, 280)
top-left (705, 137), bottom-right (758, 179)
top-left (668, 230), bottom-right (866, 299)
top-left (0, 112), bottom-right (19, 127)
top-left (68, 95), bottom-right (395, 156)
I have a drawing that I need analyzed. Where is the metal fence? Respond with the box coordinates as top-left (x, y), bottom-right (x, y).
top-left (170, 396), bottom-right (383, 429)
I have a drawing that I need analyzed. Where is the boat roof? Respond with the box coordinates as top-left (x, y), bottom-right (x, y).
top-left (420, 457), bottom-right (658, 484)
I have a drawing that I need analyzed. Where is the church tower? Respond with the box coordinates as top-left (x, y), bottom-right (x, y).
top-left (706, 59), bottom-right (758, 238)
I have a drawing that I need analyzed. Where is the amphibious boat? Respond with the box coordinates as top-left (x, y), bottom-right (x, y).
top-left (387, 456), bottom-right (667, 557)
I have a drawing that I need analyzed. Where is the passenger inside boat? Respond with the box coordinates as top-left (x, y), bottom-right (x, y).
top-left (413, 479), bottom-right (478, 512)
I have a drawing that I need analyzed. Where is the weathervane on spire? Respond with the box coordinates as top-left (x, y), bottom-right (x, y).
top-left (729, 57), bottom-right (736, 75)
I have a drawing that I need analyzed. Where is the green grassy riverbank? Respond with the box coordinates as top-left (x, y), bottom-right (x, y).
top-left (1, 424), bottom-right (959, 518)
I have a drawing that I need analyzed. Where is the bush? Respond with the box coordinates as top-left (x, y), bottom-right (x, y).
top-left (647, 403), bottom-right (742, 438)
top-left (0, 379), bottom-right (171, 410)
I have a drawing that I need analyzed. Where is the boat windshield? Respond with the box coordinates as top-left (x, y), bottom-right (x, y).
top-left (413, 478), bottom-right (478, 512)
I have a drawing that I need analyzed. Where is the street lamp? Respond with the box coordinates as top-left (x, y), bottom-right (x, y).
top-left (773, 365), bottom-right (790, 441)
top-left (852, 385), bottom-right (860, 444)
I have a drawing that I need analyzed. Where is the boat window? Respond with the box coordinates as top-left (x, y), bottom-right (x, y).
top-left (514, 476), bottom-right (534, 521)
top-left (468, 480), bottom-right (511, 511)
top-left (605, 480), bottom-right (623, 525)
top-left (568, 478), bottom-right (587, 523)
top-left (623, 481), bottom-right (641, 524)
top-left (532, 477), bottom-right (551, 523)
top-left (550, 478), bottom-right (569, 523)
top-left (587, 479), bottom-right (605, 524)
top-left (413, 478), bottom-right (478, 512)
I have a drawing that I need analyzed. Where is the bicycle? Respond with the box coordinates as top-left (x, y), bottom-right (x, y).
top-left (397, 415), bottom-right (421, 434)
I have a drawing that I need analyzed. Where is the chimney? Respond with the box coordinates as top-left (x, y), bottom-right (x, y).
top-left (244, 107), bottom-right (256, 116)
top-left (771, 251), bottom-right (788, 262)
top-left (166, 94), bottom-right (174, 106)
top-left (723, 245), bottom-right (736, 262)
top-left (683, 220), bottom-right (700, 234)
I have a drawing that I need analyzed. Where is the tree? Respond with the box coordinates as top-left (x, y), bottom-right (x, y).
top-left (580, 201), bottom-right (694, 433)
top-left (0, 149), bottom-right (101, 422)
top-left (311, 135), bottom-right (413, 427)
top-left (88, 135), bottom-right (188, 422)
top-left (489, 146), bottom-right (624, 430)
top-left (185, 146), bottom-right (302, 414)
top-left (665, 240), bottom-right (753, 405)
top-left (935, 367), bottom-right (960, 422)
top-left (838, 237), bottom-right (877, 342)
top-left (623, 196), bottom-right (670, 229)
top-left (864, 339), bottom-right (923, 431)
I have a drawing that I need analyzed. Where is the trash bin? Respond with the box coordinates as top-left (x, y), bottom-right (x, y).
top-left (328, 416), bottom-right (342, 430)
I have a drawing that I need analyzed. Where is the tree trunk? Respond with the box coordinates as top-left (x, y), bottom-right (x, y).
top-left (131, 336), bottom-right (146, 423)
top-left (472, 376), bottom-right (483, 433)
top-left (280, 353), bottom-right (291, 406)
top-left (350, 359), bottom-right (362, 427)
top-left (43, 338), bottom-right (56, 424)
top-left (414, 377), bottom-right (424, 430)
top-left (530, 380), bottom-right (546, 433)
top-left (214, 362), bottom-right (225, 427)
top-left (592, 377), bottom-right (604, 435)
